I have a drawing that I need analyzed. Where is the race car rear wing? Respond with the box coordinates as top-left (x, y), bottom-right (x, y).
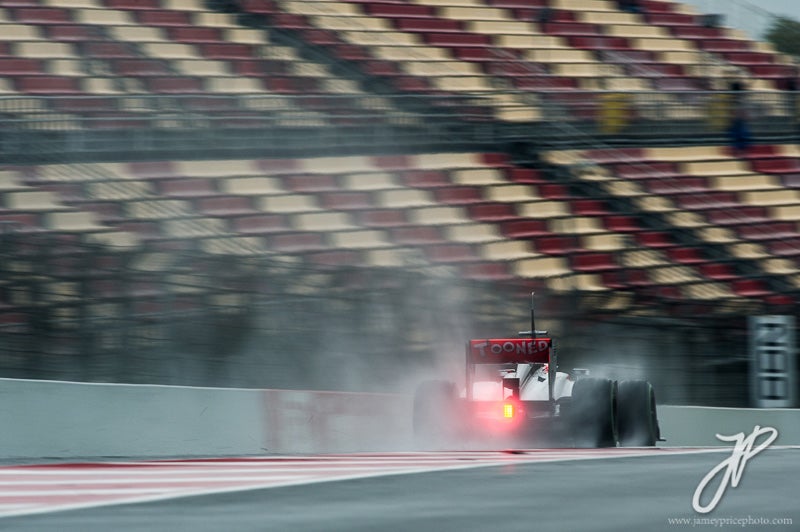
top-left (465, 293), bottom-right (557, 402)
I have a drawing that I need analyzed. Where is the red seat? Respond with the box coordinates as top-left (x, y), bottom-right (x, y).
top-left (269, 232), bottom-right (325, 251)
top-left (636, 231), bottom-right (674, 248)
top-left (572, 199), bottom-right (608, 215)
top-left (232, 214), bottom-right (288, 234)
top-left (285, 174), bottom-right (337, 192)
top-left (357, 209), bottom-right (407, 227)
top-left (425, 244), bottom-right (477, 263)
top-left (147, 77), bottom-right (203, 93)
top-left (114, 59), bottom-right (171, 76)
top-left (391, 226), bottom-right (443, 244)
top-left (732, 279), bottom-right (772, 297)
top-left (434, 187), bottom-right (483, 205)
top-left (468, 203), bottom-right (516, 221)
top-left (646, 13), bottom-right (696, 25)
top-left (13, 7), bottom-right (71, 23)
top-left (45, 25), bottom-right (93, 41)
top-left (106, 0), bottom-right (160, 9)
top-left (699, 263), bottom-right (737, 280)
top-left (667, 247), bottom-right (705, 264)
top-left (198, 196), bottom-right (254, 215)
top-left (706, 207), bottom-right (767, 225)
top-left (239, 0), bottom-right (278, 14)
top-left (500, 220), bottom-right (548, 238)
top-left (751, 157), bottom-right (800, 174)
top-left (366, 3), bottom-right (433, 17)
top-left (199, 43), bottom-right (255, 59)
top-left (168, 27), bottom-right (222, 43)
top-left (0, 58), bottom-right (42, 75)
top-left (321, 192), bottom-right (372, 210)
top-left (401, 170), bottom-right (450, 188)
top-left (572, 253), bottom-right (617, 272)
top-left (462, 262), bottom-right (512, 280)
top-left (647, 177), bottom-right (709, 194)
top-left (604, 215), bottom-right (642, 232)
top-left (738, 222), bottom-right (797, 241)
top-left (136, 10), bottom-right (191, 26)
top-left (308, 250), bottom-right (362, 267)
top-left (16, 76), bottom-right (81, 94)
top-left (395, 18), bottom-right (462, 33)
top-left (425, 33), bottom-right (490, 47)
top-left (537, 235), bottom-right (580, 254)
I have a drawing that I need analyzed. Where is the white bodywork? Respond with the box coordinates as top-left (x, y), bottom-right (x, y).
top-left (469, 364), bottom-right (574, 401)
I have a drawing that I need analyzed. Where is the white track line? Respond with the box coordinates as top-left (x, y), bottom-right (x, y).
top-left (0, 447), bottom-right (792, 520)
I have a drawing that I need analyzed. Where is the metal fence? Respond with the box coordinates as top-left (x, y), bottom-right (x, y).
top-left (0, 230), bottom-right (781, 406)
top-left (1, 91), bottom-right (799, 162)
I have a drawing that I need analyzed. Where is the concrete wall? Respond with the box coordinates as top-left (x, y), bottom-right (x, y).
top-left (2, 378), bottom-right (799, 459)
top-left (0, 378), bottom-right (412, 459)
top-left (658, 405), bottom-right (800, 447)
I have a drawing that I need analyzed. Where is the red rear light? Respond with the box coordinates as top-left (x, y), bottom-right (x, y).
top-left (503, 403), bottom-right (515, 419)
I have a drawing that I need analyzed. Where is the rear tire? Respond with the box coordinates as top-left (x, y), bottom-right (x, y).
top-left (413, 380), bottom-right (458, 447)
top-left (617, 380), bottom-right (659, 447)
top-left (569, 378), bottom-right (617, 448)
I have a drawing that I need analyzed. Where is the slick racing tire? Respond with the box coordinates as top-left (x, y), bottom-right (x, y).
top-left (617, 380), bottom-right (659, 447)
top-left (570, 377), bottom-right (618, 448)
top-left (413, 380), bottom-right (458, 447)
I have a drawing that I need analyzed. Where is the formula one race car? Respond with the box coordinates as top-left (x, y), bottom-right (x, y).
top-left (413, 295), bottom-right (662, 448)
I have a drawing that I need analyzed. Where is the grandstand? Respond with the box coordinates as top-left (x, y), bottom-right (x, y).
top-left (0, 0), bottom-right (798, 404)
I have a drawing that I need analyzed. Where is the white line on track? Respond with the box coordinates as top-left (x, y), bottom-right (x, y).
top-left (0, 447), bottom-right (795, 520)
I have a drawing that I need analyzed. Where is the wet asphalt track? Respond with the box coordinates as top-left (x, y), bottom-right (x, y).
top-left (1, 449), bottom-right (798, 532)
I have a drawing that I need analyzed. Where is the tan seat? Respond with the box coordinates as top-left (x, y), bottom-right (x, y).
top-left (683, 160), bottom-right (751, 176)
top-left (377, 189), bottom-right (433, 208)
top-left (46, 211), bottom-right (103, 231)
top-left (16, 42), bottom-right (74, 58)
top-left (468, 20), bottom-right (534, 35)
top-left (4, 191), bottom-right (60, 210)
top-left (486, 184), bottom-right (540, 202)
top-left (548, 217), bottom-right (603, 234)
top-left (330, 230), bottom-right (390, 249)
top-left (89, 181), bottom-right (152, 199)
top-left (293, 212), bottom-right (354, 231)
top-left (410, 206), bottom-right (468, 225)
top-left (451, 168), bottom-right (505, 185)
top-left (771, 205), bottom-right (800, 221)
top-left (742, 190), bottom-right (800, 206)
top-left (0, 25), bottom-right (42, 40)
top-left (77, 8), bottom-right (135, 25)
top-left (582, 233), bottom-right (625, 251)
top-left (711, 174), bottom-right (780, 191)
top-left (128, 199), bottom-right (192, 219)
top-left (224, 177), bottom-right (284, 195)
top-left (163, 218), bottom-right (226, 237)
top-left (178, 160), bottom-right (255, 177)
top-left (513, 256), bottom-right (571, 278)
top-left (550, 0), bottom-right (615, 10)
top-left (142, 43), bottom-right (200, 60)
top-left (482, 240), bottom-right (537, 260)
top-left (446, 224), bottom-right (500, 243)
top-left (577, 11), bottom-right (639, 24)
top-left (548, 274), bottom-right (607, 292)
top-left (343, 172), bottom-right (397, 190)
top-left (260, 194), bottom-right (319, 213)
top-left (518, 201), bottom-right (570, 218)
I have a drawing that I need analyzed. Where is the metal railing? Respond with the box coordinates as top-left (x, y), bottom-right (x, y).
top-left (1, 91), bottom-right (798, 161)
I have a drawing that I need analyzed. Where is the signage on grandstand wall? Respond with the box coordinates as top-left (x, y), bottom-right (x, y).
top-left (748, 316), bottom-right (797, 408)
